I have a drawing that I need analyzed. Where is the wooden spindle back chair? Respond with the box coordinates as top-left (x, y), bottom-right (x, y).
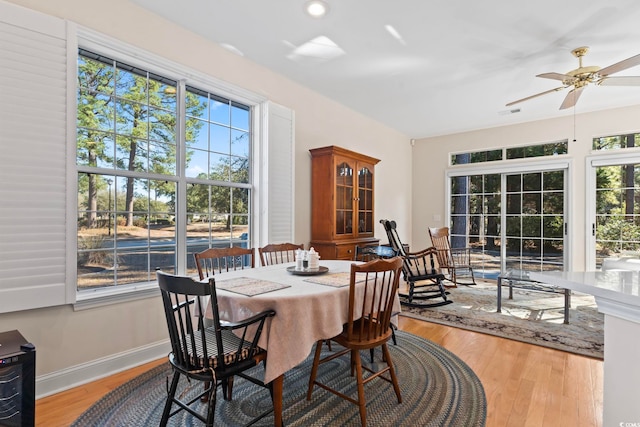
top-left (428, 226), bottom-right (476, 286)
top-left (306, 257), bottom-right (403, 427)
top-left (258, 243), bottom-right (304, 266)
top-left (194, 246), bottom-right (255, 280)
top-left (156, 270), bottom-right (277, 426)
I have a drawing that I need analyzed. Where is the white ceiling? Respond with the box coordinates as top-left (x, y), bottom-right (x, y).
top-left (132, 0), bottom-right (640, 139)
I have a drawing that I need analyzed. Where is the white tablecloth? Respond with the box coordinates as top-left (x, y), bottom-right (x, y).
top-left (204, 260), bottom-right (401, 383)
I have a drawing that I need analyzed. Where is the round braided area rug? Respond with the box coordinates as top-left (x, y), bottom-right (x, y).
top-left (72, 331), bottom-right (486, 426)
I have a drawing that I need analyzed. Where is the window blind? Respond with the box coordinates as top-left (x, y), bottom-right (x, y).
top-left (0, 2), bottom-right (68, 313)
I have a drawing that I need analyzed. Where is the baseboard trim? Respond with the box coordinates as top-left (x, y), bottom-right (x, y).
top-left (36, 339), bottom-right (171, 399)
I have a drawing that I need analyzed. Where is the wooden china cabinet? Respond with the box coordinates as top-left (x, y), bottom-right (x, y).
top-left (309, 146), bottom-right (380, 260)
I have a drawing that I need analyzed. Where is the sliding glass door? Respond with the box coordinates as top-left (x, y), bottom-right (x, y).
top-left (449, 165), bottom-right (567, 277)
top-left (451, 173), bottom-right (501, 277)
top-left (504, 170), bottom-right (565, 271)
top-left (590, 158), bottom-right (640, 268)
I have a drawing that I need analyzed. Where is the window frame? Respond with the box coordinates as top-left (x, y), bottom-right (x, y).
top-left (446, 156), bottom-right (573, 275)
top-left (72, 26), bottom-right (267, 310)
top-left (586, 148), bottom-right (640, 269)
top-left (592, 132), bottom-right (640, 151)
top-left (450, 140), bottom-right (568, 166)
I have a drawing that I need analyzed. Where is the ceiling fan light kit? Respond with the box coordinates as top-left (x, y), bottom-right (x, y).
top-left (507, 46), bottom-right (640, 110)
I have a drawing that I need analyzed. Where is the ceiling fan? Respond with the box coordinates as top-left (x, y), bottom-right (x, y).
top-left (506, 46), bottom-right (640, 110)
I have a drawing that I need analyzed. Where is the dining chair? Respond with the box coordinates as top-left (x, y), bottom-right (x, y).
top-left (194, 246), bottom-right (255, 280)
top-left (380, 219), bottom-right (452, 308)
top-left (156, 270), bottom-right (278, 427)
top-left (428, 226), bottom-right (477, 286)
top-left (258, 242), bottom-right (304, 266)
top-left (306, 257), bottom-right (403, 427)
top-left (354, 244), bottom-right (399, 350)
top-left (193, 246), bottom-right (255, 400)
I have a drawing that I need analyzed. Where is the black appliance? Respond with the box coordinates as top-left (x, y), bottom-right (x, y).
top-left (0, 330), bottom-right (35, 427)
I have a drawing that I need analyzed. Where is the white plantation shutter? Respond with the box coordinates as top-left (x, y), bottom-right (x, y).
top-left (263, 102), bottom-right (295, 244)
top-left (0, 2), bottom-right (69, 312)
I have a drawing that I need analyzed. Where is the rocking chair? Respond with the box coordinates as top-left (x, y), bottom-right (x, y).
top-left (428, 227), bottom-right (477, 286)
top-left (380, 219), bottom-right (452, 308)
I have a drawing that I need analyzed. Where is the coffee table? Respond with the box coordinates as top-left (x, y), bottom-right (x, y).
top-left (497, 269), bottom-right (571, 324)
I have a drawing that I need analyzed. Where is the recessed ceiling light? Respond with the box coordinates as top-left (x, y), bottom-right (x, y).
top-left (305, 1), bottom-right (329, 18)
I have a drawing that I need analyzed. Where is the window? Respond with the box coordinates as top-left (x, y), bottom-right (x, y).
top-left (448, 161), bottom-right (568, 278)
top-left (506, 140), bottom-right (567, 159)
top-left (76, 50), bottom-right (252, 292)
top-left (593, 132), bottom-right (640, 150)
top-left (588, 133), bottom-right (640, 269)
top-left (503, 170), bottom-right (565, 271)
top-left (451, 140), bottom-right (568, 166)
top-left (1, 7), bottom-right (290, 312)
top-left (592, 160), bottom-right (640, 267)
top-left (183, 86), bottom-right (251, 276)
top-left (450, 172), bottom-right (501, 276)
top-left (451, 149), bottom-right (502, 165)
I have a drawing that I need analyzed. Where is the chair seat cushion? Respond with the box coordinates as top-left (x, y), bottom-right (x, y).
top-left (187, 328), bottom-right (264, 369)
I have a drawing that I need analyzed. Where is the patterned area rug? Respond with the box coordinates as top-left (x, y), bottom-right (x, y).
top-left (71, 332), bottom-right (486, 426)
top-left (402, 281), bottom-right (604, 359)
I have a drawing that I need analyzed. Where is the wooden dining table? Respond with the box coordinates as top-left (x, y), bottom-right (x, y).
top-left (203, 259), bottom-right (402, 425)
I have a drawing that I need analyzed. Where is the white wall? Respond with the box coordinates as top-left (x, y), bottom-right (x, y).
top-left (411, 104), bottom-right (640, 271)
top-left (0, 0), bottom-right (412, 393)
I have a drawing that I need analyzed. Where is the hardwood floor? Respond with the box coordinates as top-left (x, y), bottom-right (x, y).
top-left (400, 317), bottom-right (603, 427)
top-left (35, 317), bottom-right (603, 427)
top-left (35, 358), bottom-right (166, 427)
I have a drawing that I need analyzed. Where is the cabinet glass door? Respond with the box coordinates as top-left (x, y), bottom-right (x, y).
top-left (335, 161), bottom-right (354, 235)
top-left (358, 166), bottom-right (374, 233)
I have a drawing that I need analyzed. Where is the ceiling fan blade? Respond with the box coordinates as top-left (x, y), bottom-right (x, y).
top-left (536, 72), bottom-right (574, 82)
top-left (599, 76), bottom-right (640, 86)
top-left (559, 86), bottom-right (585, 110)
top-left (598, 53), bottom-right (640, 76)
top-left (506, 87), bottom-right (565, 107)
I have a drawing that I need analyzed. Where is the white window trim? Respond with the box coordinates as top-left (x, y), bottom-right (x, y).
top-left (446, 157), bottom-right (571, 178)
